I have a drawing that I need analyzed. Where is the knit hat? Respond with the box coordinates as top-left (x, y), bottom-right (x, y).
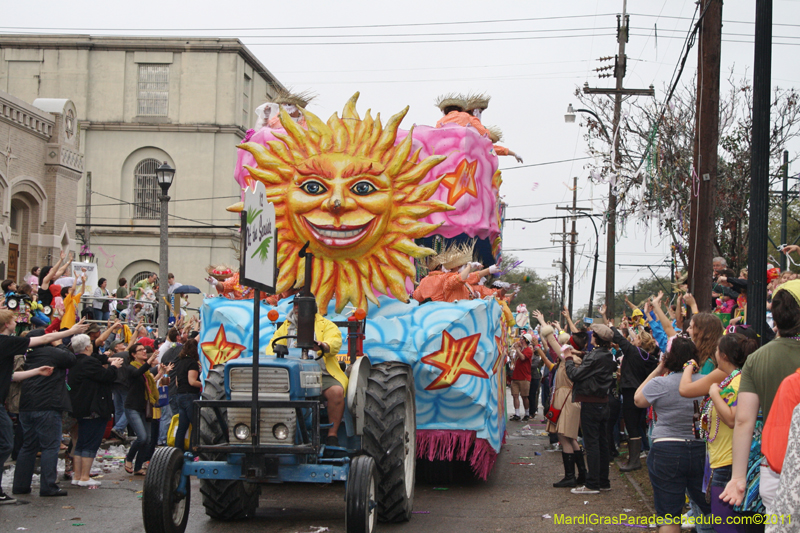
top-left (591, 324), bottom-right (614, 342)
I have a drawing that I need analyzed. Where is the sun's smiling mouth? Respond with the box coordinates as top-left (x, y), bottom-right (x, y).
top-left (305, 219), bottom-right (373, 247)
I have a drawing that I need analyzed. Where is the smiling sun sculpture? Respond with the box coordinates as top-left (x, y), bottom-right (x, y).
top-left (236, 93), bottom-right (454, 313)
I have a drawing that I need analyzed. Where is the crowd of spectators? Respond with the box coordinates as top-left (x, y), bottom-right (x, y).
top-left (508, 248), bottom-right (800, 532)
top-left (0, 260), bottom-right (201, 504)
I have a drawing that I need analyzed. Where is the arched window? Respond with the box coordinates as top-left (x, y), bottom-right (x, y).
top-left (131, 270), bottom-right (156, 287)
top-left (133, 158), bottom-right (161, 219)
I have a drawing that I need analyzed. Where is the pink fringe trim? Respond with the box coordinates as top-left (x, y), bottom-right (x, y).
top-left (416, 429), bottom-right (506, 480)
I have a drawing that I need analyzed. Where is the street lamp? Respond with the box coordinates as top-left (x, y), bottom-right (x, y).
top-left (156, 161), bottom-right (175, 337)
top-left (565, 104), bottom-right (616, 319)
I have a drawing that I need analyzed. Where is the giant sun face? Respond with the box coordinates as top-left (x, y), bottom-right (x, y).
top-left (238, 93), bottom-right (454, 313)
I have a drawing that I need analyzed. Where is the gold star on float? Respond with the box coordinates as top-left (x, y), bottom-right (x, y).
top-left (201, 325), bottom-right (246, 366)
top-left (440, 158), bottom-right (479, 205)
top-left (492, 335), bottom-right (506, 375)
top-left (421, 330), bottom-right (488, 390)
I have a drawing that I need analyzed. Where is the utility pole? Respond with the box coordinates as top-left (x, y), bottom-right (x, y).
top-left (780, 150), bottom-right (789, 271)
top-left (747, 0), bottom-right (774, 339)
top-left (688, 0), bottom-right (723, 311)
top-left (556, 188), bottom-right (579, 319)
top-left (84, 172), bottom-right (92, 250)
top-left (561, 216), bottom-right (567, 314)
top-left (583, 0), bottom-right (655, 320)
top-left (569, 177), bottom-right (578, 317)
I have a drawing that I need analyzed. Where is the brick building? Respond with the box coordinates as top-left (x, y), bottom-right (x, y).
top-left (0, 91), bottom-right (82, 282)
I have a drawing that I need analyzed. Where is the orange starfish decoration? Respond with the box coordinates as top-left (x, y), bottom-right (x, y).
top-left (440, 158), bottom-right (479, 205)
top-left (201, 325), bottom-right (246, 366)
top-left (492, 335), bottom-right (506, 375)
top-left (421, 330), bottom-right (488, 390)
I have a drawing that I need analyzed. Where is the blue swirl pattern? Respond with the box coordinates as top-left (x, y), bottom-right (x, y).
top-left (199, 295), bottom-right (507, 453)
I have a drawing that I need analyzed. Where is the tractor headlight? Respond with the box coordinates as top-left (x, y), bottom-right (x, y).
top-left (272, 423), bottom-right (289, 441)
top-left (233, 423), bottom-right (251, 441)
top-left (300, 371), bottom-right (322, 389)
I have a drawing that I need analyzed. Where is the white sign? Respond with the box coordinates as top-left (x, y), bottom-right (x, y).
top-left (240, 182), bottom-right (277, 292)
top-left (68, 261), bottom-right (100, 294)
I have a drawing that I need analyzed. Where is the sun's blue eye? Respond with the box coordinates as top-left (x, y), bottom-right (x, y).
top-left (301, 181), bottom-right (327, 195)
top-left (351, 181), bottom-right (376, 196)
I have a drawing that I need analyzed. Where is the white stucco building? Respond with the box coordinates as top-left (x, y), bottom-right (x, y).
top-left (0, 34), bottom-right (284, 290)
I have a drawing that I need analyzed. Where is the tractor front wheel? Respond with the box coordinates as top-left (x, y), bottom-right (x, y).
top-left (142, 446), bottom-right (190, 533)
top-left (345, 455), bottom-right (377, 533)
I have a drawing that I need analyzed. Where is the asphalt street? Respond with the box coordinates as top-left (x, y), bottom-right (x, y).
top-left (1, 405), bottom-right (653, 533)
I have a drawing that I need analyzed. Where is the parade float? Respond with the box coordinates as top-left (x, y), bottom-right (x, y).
top-left (199, 92), bottom-right (512, 480)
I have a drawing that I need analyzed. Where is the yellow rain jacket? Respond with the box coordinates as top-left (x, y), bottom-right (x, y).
top-left (266, 313), bottom-right (348, 394)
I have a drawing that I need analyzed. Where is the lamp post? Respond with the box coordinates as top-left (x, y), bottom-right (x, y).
top-left (566, 104), bottom-right (615, 319)
top-left (155, 161), bottom-right (175, 337)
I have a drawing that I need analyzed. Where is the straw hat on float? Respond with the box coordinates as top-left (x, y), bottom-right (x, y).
top-left (433, 240), bottom-right (478, 271)
top-left (435, 93), bottom-right (467, 113)
top-left (464, 92), bottom-right (491, 112)
top-left (270, 88), bottom-right (316, 109)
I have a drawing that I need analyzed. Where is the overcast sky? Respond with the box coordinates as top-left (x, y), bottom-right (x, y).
top-left (5, 0), bottom-right (799, 308)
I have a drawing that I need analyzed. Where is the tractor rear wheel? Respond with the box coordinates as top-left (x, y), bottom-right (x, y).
top-left (362, 362), bottom-right (416, 522)
top-left (198, 365), bottom-right (260, 520)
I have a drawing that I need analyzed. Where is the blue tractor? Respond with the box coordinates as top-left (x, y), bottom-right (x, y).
top-left (141, 247), bottom-right (417, 533)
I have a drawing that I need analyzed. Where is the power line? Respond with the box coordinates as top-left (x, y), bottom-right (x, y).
top-left (90, 190), bottom-right (238, 229)
top-left (0, 14), bottom-right (618, 32)
top-left (78, 194), bottom-right (239, 208)
top-left (500, 156), bottom-right (593, 171)
top-left (630, 12), bottom-right (800, 28)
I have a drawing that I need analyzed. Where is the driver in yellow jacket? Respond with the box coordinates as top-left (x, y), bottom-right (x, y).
top-left (266, 301), bottom-right (348, 446)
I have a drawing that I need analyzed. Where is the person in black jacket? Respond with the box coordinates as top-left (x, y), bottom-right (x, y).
top-left (68, 334), bottom-right (123, 487)
top-left (12, 329), bottom-right (77, 497)
top-left (610, 318), bottom-right (660, 472)
top-left (562, 323), bottom-right (617, 495)
top-left (121, 342), bottom-right (171, 475)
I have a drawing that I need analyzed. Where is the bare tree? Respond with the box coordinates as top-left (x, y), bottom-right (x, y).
top-left (575, 70), bottom-right (800, 272)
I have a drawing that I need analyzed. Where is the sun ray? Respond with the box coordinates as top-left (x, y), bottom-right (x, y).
top-left (243, 94), bottom-right (452, 312)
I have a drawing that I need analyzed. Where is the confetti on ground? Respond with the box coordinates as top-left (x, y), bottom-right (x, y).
top-left (16, 528), bottom-right (28, 531)
top-left (584, 501), bottom-right (589, 505)
top-left (510, 462), bottom-right (535, 466)
top-left (432, 487), bottom-right (449, 491)
top-left (542, 514), bottom-right (552, 519)
top-left (72, 524), bottom-right (85, 527)
top-left (623, 509), bottom-right (633, 512)
top-left (534, 452), bottom-right (541, 456)
top-left (62, 506), bottom-right (74, 509)
top-left (135, 490), bottom-right (143, 494)
top-left (412, 511), bottom-right (430, 514)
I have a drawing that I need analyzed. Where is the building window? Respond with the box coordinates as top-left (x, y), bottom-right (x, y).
top-left (133, 158), bottom-right (161, 219)
top-left (242, 73), bottom-right (251, 127)
top-left (138, 64), bottom-right (169, 116)
top-left (9, 205), bottom-right (18, 232)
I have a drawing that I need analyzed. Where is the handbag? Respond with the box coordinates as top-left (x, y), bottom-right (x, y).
top-left (545, 388), bottom-right (572, 424)
top-left (733, 411), bottom-right (766, 513)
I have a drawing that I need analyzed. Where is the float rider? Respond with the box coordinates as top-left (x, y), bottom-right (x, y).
top-left (266, 299), bottom-right (348, 447)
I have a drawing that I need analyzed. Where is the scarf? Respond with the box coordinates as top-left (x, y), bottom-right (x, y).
top-left (131, 360), bottom-right (159, 406)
